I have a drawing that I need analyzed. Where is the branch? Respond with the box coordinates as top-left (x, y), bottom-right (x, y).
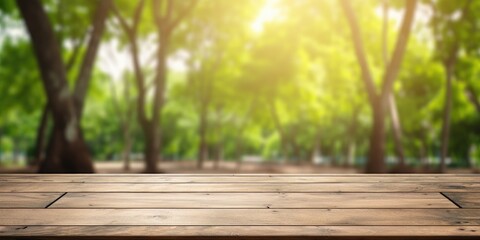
top-left (109, 76), bottom-right (126, 127)
top-left (268, 99), bottom-right (285, 145)
top-left (112, 0), bottom-right (145, 34)
top-left (65, 32), bottom-right (89, 71)
top-left (380, 0), bottom-right (417, 99)
top-left (16, 0), bottom-right (73, 129)
top-left (340, 0), bottom-right (378, 105)
top-left (466, 85), bottom-right (480, 113)
top-left (152, 0), bottom-right (168, 32)
top-left (168, 0), bottom-right (197, 32)
top-left (112, 2), bottom-right (132, 34)
top-left (132, 0), bottom-right (146, 31)
top-left (73, 0), bottom-right (112, 117)
top-left (443, 0), bottom-right (472, 67)
top-left (382, 0), bottom-right (389, 67)
top-left (166, 0), bottom-right (174, 23)
top-left (113, 0), bottom-right (149, 126)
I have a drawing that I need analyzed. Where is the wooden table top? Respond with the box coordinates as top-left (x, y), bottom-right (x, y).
top-left (0, 173), bottom-right (479, 239)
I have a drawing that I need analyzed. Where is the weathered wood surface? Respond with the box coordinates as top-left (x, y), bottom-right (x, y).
top-left (0, 174), bottom-right (479, 239)
top-left (2, 226), bottom-right (480, 239)
top-left (51, 192), bottom-right (456, 209)
top-left (1, 174), bottom-right (479, 183)
top-left (1, 182), bottom-right (479, 192)
top-left (0, 193), bottom-right (63, 208)
top-left (443, 192), bottom-right (480, 208)
top-left (3, 209), bottom-right (480, 225)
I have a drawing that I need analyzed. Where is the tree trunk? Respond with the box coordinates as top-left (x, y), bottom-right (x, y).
top-left (341, 0), bottom-right (416, 173)
top-left (114, 0), bottom-right (163, 173)
top-left (465, 84), bottom-right (480, 113)
top-left (419, 138), bottom-right (427, 168)
top-left (143, 123), bottom-right (159, 173)
top-left (73, 0), bottom-right (112, 117)
top-left (115, 0), bottom-right (194, 173)
top-left (213, 143), bottom-right (223, 170)
top-left (122, 108), bottom-right (133, 172)
top-left (309, 129), bottom-right (321, 164)
top-left (342, 119), bottom-right (357, 167)
top-left (149, 2), bottom-right (174, 173)
top-left (269, 100), bottom-right (289, 162)
top-left (17, 0), bottom-right (94, 173)
top-left (32, 104), bottom-right (49, 166)
top-left (308, 147), bottom-right (316, 165)
top-left (108, 63), bottom-right (134, 172)
top-left (40, 126), bottom-right (62, 172)
top-left (388, 95), bottom-right (406, 167)
top-left (291, 139), bottom-right (302, 165)
top-left (40, 124), bottom-right (93, 173)
top-left (366, 100), bottom-right (386, 173)
top-left (197, 131), bottom-right (208, 169)
top-left (440, 62), bottom-right (454, 173)
top-left (382, 1), bottom-right (405, 168)
top-left (13, 139), bottom-right (20, 164)
top-left (197, 104), bottom-right (208, 169)
top-left (435, 0), bottom-right (471, 172)
top-left (122, 122), bottom-right (132, 171)
top-left (24, 0), bottom-right (110, 173)
top-left (345, 108), bottom-right (359, 167)
top-left (234, 99), bottom-right (256, 168)
top-left (347, 141), bottom-right (356, 167)
top-left (235, 139), bottom-right (244, 170)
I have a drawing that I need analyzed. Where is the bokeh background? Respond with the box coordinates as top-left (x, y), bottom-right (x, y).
top-left (1, 0), bottom-right (480, 174)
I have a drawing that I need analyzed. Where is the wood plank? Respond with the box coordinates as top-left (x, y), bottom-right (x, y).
top-left (2, 174), bottom-right (479, 183)
top-left (1, 209), bottom-right (479, 225)
top-left (1, 182), bottom-right (478, 192)
top-left (0, 174), bottom-right (478, 239)
top-left (51, 192), bottom-right (457, 209)
top-left (0, 193), bottom-right (63, 208)
top-left (443, 192), bottom-right (480, 208)
top-left (2, 173), bottom-right (476, 176)
top-left (1, 225), bottom-right (480, 238)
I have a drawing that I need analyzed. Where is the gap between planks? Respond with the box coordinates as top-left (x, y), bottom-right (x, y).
top-left (44, 192), bottom-right (67, 208)
top-left (442, 192), bottom-right (480, 208)
top-left (440, 192), bottom-right (463, 208)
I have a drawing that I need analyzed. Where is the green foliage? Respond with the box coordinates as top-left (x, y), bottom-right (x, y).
top-left (2, 0), bottom-right (480, 170)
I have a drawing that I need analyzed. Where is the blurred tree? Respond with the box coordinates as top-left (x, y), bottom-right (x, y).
top-left (341, 0), bottom-right (417, 173)
top-left (430, 0), bottom-right (474, 172)
top-left (182, 0), bottom-right (257, 168)
top-left (15, 0), bottom-right (112, 172)
top-left (114, 0), bottom-right (196, 172)
top-left (3, 0), bottom-right (480, 173)
top-left (382, 0), bottom-right (406, 169)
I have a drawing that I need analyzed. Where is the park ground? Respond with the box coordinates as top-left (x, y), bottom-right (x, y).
top-left (0, 160), bottom-right (478, 174)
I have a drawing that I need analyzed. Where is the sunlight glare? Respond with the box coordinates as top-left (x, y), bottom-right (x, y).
top-left (251, 0), bottom-right (281, 34)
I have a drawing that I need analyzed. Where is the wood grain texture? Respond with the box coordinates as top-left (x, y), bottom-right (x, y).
top-left (1, 225), bottom-right (480, 238)
top-left (443, 192), bottom-right (480, 208)
top-left (1, 209), bottom-right (479, 225)
top-left (2, 174), bottom-right (479, 183)
top-left (0, 182), bottom-right (478, 192)
top-left (0, 193), bottom-right (63, 208)
top-left (51, 192), bottom-right (456, 209)
top-left (0, 174), bottom-right (479, 239)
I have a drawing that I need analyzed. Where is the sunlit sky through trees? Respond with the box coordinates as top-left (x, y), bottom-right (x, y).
top-left (95, 0), bottom-right (434, 83)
